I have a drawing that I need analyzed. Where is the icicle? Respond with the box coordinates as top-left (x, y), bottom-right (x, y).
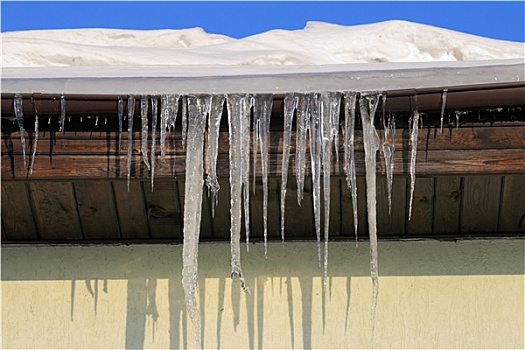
top-left (29, 100), bottom-right (39, 175)
top-left (408, 109), bottom-right (420, 221)
top-left (359, 92), bottom-right (382, 336)
top-left (60, 95), bottom-right (66, 134)
top-left (440, 89), bottom-right (448, 134)
top-left (295, 94), bottom-right (310, 205)
top-left (95, 116), bottom-right (99, 126)
top-left (252, 96), bottom-right (259, 195)
top-left (181, 96), bottom-right (188, 150)
top-left (205, 94), bottom-right (225, 218)
top-left (140, 96), bottom-right (151, 171)
top-left (13, 95), bottom-right (27, 169)
top-left (167, 94), bottom-right (180, 131)
top-left (320, 92), bottom-right (341, 290)
top-left (104, 117), bottom-right (107, 125)
top-left (280, 94), bottom-right (296, 243)
top-left (126, 95), bottom-right (135, 192)
top-left (309, 94), bottom-right (322, 266)
top-left (226, 94), bottom-right (250, 294)
top-left (48, 117), bottom-right (52, 125)
top-left (253, 94), bottom-right (273, 256)
top-left (380, 96), bottom-right (395, 215)
top-left (150, 97), bottom-right (158, 191)
top-left (118, 97), bottom-right (124, 153)
top-left (330, 94), bottom-right (341, 175)
top-left (160, 95), bottom-right (168, 161)
top-left (182, 94), bottom-right (210, 350)
top-left (455, 110), bottom-right (461, 130)
top-left (242, 96), bottom-right (252, 252)
top-left (343, 92), bottom-right (359, 243)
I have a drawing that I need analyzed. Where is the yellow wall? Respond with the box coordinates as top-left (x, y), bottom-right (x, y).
top-left (2, 240), bottom-right (524, 349)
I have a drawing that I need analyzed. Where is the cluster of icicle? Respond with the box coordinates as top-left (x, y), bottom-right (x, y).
top-left (13, 91), bottom-right (430, 348)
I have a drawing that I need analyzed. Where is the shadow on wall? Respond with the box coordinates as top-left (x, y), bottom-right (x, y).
top-left (1, 240), bottom-right (524, 349)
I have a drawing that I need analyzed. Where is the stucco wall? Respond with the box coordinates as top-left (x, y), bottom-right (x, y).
top-left (2, 240), bottom-right (524, 349)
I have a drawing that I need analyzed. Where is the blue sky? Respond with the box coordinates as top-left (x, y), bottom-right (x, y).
top-left (1, 1), bottom-right (524, 42)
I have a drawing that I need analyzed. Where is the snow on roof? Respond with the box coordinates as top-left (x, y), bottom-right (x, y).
top-left (2, 20), bottom-right (524, 94)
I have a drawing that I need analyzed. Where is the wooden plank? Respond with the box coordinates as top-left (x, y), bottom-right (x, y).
top-left (461, 175), bottom-right (502, 233)
top-left (3, 127), bottom-right (524, 156)
top-left (499, 175), bottom-right (525, 232)
top-left (29, 181), bottom-right (83, 239)
top-left (433, 176), bottom-right (462, 234)
top-left (1, 220), bottom-right (6, 240)
top-left (4, 148), bottom-right (524, 180)
top-left (341, 176), bottom-right (368, 238)
top-left (377, 176), bottom-right (407, 235)
top-left (1, 181), bottom-right (38, 240)
top-left (143, 179), bottom-right (182, 239)
top-left (112, 180), bottom-right (150, 239)
top-left (406, 177), bottom-right (435, 235)
top-left (74, 181), bottom-right (120, 239)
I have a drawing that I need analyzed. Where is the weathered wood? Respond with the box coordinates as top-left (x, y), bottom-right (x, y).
top-left (3, 148), bottom-right (524, 180)
top-left (210, 177), bottom-right (233, 239)
top-left (29, 181), bottom-right (83, 239)
top-left (250, 177), bottom-right (281, 242)
top-left (377, 176), bottom-right (407, 235)
top-left (282, 176), bottom-right (316, 238)
top-left (112, 180), bottom-right (150, 239)
top-left (74, 181), bottom-right (120, 239)
top-left (143, 180), bottom-right (182, 238)
top-left (3, 127), bottom-right (523, 157)
top-left (433, 176), bottom-right (462, 234)
top-left (499, 175), bottom-right (525, 232)
top-left (1, 181), bottom-right (39, 240)
top-left (406, 177), bottom-right (435, 235)
top-left (461, 175), bottom-right (502, 233)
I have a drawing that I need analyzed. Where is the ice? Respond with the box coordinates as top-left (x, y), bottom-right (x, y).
top-left (226, 94), bottom-right (250, 294)
top-left (95, 116), bottom-right (99, 126)
top-left (359, 92), bottom-right (382, 335)
top-left (321, 92), bottom-right (341, 287)
top-left (167, 94), bottom-right (180, 131)
top-left (205, 94), bottom-right (225, 218)
top-left (160, 95), bottom-right (168, 161)
top-left (380, 96), bottom-right (395, 215)
top-left (150, 97), bottom-right (158, 191)
top-left (280, 94), bottom-right (296, 243)
top-left (242, 96), bottom-right (252, 251)
top-left (308, 94), bottom-right (322, 266)
top-left (253, 94), bottom-right (273, 256)
top-left (440, 89), bottom-right (448, 133)
top-left (126, 95), bottom-right (135, 192)
top-left (181, 96), bottom-right (188, 150)
top-left (140, 95), bottom-right (151, 171)
top-left (13, 94), bottom-right (27, 169)
top-left (60, 95), bottom-right (66, 134)
top-left (295, 94), bottom-right (310, 205)
top-left (408, 109), bottom-right (420, 221)
top-left (29, 98), bottom-right (39, 175)
top-left (182, 94), bottom-right (210, 349)
top-left (118, 96), bottom-right (124, 152)
top-left (343, 92), bottom-right (359, 243)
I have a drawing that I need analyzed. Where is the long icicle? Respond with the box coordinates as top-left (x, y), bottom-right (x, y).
top-left (60, 95), bottom-right (66, 135)
top-left (295, 94), bottom-right (310, 205)
top-left (205, 94), bottom-right (225, 218)
top-left (242, 95), bottom-right (252, 251)
top-left (13, 95), bottom-right (27, 170)
top-left (182, 94), bottom-right (210, 349)
top-left (359, 92), bottom-right (382, 337)
top-left (343, 92), bottom-right (359, 243)
top-left (181, 96), bottom-right (188, 150)
top-left (29, 97), bottom-right (39, 175)
top-left (254, 94), bottom-right (273, 256)
top-left (126, 95), bottom-right (135, 192)
top-left (440, 89), bottom-right (448, 134)
top-left (309, 93), bottom-right (322, 267)
top-left (408, 108), bottom-right (420, 221)
top-left (380, 95), bottom-right (395, 215)
top-left (140, 95), bottom-right (151, 171)
top-left (118, 96), bottom-right (124, 153)
top-left (150, 97), bottom-right (158, 191)
top-left (160, 95), bottom-right (168, 161)
top-left (226, 94), bottom-right (250, 294)
top-left (280, 94), bottom-right (296, 243)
